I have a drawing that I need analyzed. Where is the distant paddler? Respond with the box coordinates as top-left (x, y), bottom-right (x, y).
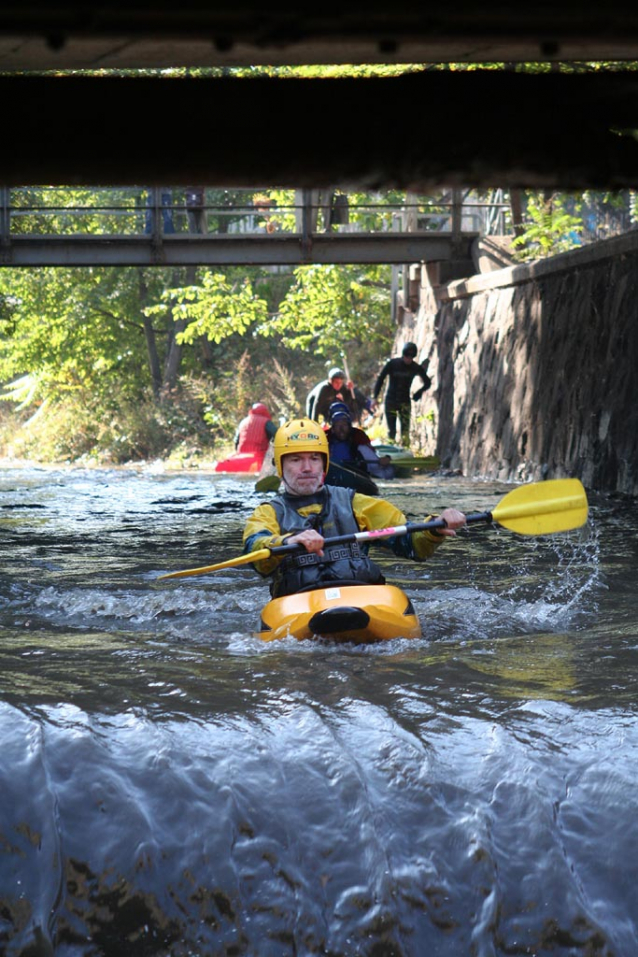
top-left (214, 402), bottom-right (277, 474)
top-left (325, 402), bottom-right (395, 479)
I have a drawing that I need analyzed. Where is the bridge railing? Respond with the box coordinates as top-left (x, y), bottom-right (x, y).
top-left (0, 187), bottom-right (512, 242)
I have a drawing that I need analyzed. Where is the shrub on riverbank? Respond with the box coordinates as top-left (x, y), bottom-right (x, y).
top-left (0, 357), bottom-right (309, 466)
top-left (0, 386), bottom-right (214, 465)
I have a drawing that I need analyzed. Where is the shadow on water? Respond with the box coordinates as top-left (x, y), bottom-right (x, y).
top-left (1, 466), bottom-right (637, 955)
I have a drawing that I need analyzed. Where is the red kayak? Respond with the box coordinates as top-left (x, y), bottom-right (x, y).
top-left (214, 451), bottom-right (264, 474)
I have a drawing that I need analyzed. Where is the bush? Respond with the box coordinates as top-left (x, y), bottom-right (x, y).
top-left (0, 385), bottom-right (216, 465)
top-left (0, 355), bottom-right (310, 466)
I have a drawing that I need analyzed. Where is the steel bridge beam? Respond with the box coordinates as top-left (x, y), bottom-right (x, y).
top-left (0, 233), bottom-right (478, 268)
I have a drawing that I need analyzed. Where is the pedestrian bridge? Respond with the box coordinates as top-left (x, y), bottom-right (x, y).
top-left (0, 187), bottom-right (510, 268)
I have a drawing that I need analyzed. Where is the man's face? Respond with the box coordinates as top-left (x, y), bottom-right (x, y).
top-left (282, 452), bottom-right (325, 495)
top-left (331, 418), bottom-right (351, 441)
top-left (330, 376), bottom-right (345, 391)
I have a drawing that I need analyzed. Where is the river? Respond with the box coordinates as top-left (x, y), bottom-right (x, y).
top-left (0, 464), bottom-right (635, 957)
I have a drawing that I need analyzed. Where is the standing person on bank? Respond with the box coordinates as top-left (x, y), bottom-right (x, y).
top-left (242, 419), bottom-right (465, 598)
top-left (373, 342), bottom-right (431, 446)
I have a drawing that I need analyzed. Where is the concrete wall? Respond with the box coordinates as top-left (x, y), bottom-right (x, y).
top-left (400, 230), bottom-right (638, 495)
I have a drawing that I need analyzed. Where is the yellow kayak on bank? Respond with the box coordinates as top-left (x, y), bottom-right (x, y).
top-left (256, 583), bottom-right (422, 644)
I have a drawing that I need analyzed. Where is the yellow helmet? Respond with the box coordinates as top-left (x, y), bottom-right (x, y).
top-left (273, 419), bottom-right (329, 477)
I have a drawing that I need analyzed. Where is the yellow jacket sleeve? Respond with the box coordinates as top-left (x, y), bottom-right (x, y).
top-left (351, 493), bottom-right (446, 561)
top-left (242, 502), bottom-right (291, 575)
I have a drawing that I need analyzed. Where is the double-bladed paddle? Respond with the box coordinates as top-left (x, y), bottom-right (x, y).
top-left (157, 478), bottom-right (588, 581)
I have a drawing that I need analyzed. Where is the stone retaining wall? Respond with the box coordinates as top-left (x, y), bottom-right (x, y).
top-left (400, 230), bottom-right (638, 495)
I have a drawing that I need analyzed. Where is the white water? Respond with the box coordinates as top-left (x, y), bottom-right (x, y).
top-left (1, 465), bottom-right (635, 956)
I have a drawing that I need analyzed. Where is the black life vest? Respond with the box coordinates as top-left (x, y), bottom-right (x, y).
top-left (269, 486), bottom-right (385, 597)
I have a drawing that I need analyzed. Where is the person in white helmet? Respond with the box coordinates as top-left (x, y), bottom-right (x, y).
top-left (306, 367), bottom-right (374, 424)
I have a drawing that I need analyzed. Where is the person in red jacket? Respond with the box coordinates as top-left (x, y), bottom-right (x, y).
top-left (234, 403), bottom-right (277, 458)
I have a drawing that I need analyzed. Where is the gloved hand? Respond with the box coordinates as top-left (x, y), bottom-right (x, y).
top-left (412, 388), bottom-right (425, 402)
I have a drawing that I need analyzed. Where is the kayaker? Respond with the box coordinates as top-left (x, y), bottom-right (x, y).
top-left (325, 401), bottom-right (394, 479)
top-left (373, 342), bottom-right (431, 446)
top-left (306, 367), bottom-right (374, 424)
top-left (242, 418), bottom-right (465, 598)
top-left (233, 402), bottom-right (277, 456)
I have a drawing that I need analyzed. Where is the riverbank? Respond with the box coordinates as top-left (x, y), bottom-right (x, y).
top-left (0, 384), bottom-right (234, 470)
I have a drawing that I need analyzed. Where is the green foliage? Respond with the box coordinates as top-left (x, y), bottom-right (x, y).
top-left (0, 380), bottom-right (214, 464)
top-left (56, 64), bottom-right (429, 80)
top-left (147, 271), bottom-right (269, 345)
top-left (262, 189), bottom-right (296, 232)
top-left (9, 186), bottom-right (146, 235)
top-left (0, 266), bottom-right (164, 404)
top-left (0, 263), bottom-right (323, 464)
top-left (201, 353), bottom-right (301, 436)
top-left (265, 263), bottom-right (393, 355)
top-left (512, 194), bottom-right (583, 260)
top-left (0, 347), bottom-right (315, 465)
top-left (0, 373), bottom-right (40, 409)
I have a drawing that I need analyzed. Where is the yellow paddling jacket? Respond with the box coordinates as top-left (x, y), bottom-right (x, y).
top-left (243, 485), bottom-right (446, 597)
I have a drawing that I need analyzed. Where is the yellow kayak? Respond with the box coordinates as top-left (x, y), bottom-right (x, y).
top-left (256, 583), bottom-right (422, 644)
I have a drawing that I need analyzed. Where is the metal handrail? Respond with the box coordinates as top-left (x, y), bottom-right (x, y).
top-left (1, 186), bottom-right (513, 240)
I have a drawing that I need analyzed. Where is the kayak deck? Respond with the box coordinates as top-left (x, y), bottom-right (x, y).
top-left (256, 583), bottom-right (421, 644)
top-left (372, 443), bottom-right (441, 478)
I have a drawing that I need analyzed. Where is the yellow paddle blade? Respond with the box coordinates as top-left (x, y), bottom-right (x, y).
top-left (157, 547), bottom-right (272, 580)
top-left (491, 478), bottom-right (588, 536)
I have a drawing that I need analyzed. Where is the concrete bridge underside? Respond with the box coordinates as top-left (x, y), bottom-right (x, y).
top-left (2, 5), bottom-right (638, 192)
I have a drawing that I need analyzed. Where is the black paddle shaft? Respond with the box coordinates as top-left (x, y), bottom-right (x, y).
top-left (268, 511), bottom-right (493, 557)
